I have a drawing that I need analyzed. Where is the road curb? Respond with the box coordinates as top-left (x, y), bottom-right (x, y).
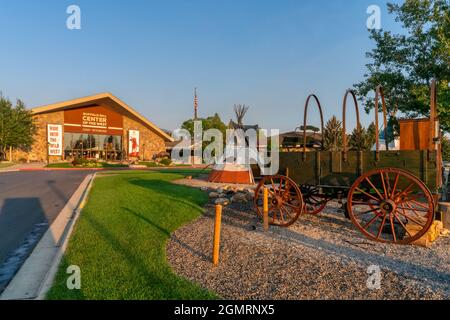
top-left (0, 173), bottom-right (96, 300)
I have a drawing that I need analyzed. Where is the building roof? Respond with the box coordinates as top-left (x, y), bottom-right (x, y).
top-left (278, 131), bottom-right (323, 148)
top-left (228, 120), bottom-right (259, 131)
top-left (31, 92), bottom-right (173, 142)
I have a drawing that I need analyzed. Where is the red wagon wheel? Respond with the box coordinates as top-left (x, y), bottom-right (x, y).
top-left (347, 168), bottom-right (435, 245)
top-left (254, 175), bottom-right (303, 227)
top-left (301, 185), bottom-right (329, 215)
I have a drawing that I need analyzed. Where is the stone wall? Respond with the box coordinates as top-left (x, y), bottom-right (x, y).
top-left (123, 116), bottom-right (166, 161)
top-left (16, 112), bottom-right (64, 162)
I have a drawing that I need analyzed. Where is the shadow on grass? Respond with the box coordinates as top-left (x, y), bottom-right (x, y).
top-left (80, 212), bottom-right (209, 299)
top-left (128, 178), bottom-right (208, 210)
top-left (121, 207), bottom-right (170, 236)
top-left (123, 206), bottom-right (211, 263)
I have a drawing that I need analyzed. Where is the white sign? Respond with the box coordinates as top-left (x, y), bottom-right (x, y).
top-left (48, 124), bottom-right (63, 156)
top-left (129, 130), bottom-right (140, 157)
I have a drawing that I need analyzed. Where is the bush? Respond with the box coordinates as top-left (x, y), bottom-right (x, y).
top-left (72, 158), bottom-right (84, 166)
top-left (72, 158), bottom-right (99, 167)
top-left (159, 158), bottom-right (172, 166)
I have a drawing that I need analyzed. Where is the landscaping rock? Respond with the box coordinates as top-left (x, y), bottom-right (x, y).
top-left (215, 198), bottom-right (230, 206)
top-left (200, 187), bottom-right (209, 192)
top-left (209, 192), bottom-right (220, 198)
top-left (231, 193), bottom-right (248, 203)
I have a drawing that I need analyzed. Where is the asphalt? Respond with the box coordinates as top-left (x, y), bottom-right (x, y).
top-left (0, 171), bottom-right (91, 292)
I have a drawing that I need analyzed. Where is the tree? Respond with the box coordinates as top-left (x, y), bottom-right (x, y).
top-left (349, 126), bottom-right (376, 151)
top-left (354, 0), bottom-right (450, 134)
top-left (323, 116), bottom-right (343, 151)
top-left (366, 122), bottom-right (377, 149)
top-left (442, 136), bottom-right (450, 162)
top-left (181, 113), bottom-right (227, 150)
top-left (0, 95), bottom-right (36, 161)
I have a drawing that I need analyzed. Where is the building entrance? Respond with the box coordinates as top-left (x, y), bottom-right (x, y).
top-left (64, 133), bottom-right (123, 161)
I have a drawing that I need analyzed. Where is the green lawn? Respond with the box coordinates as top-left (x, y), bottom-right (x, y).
top-left (46, 170), bottom-right (217, 300)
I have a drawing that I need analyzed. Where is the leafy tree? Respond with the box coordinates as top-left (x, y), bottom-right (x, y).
top-left (442, 136), bottom-right (450, 162)
top-left (354, 0), bottom-right (450, 133)
top-left (0, 95), bottom-right (36, 160)
top-left (181, 113), bottom-right (227, 150)
top-left (323, 116), bottom-right (343, 151)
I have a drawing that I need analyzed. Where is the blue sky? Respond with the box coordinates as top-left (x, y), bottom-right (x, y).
top-left (0, 0), bottom-right (404, 132)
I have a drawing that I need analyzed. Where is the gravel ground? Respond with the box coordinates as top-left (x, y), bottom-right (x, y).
top-left (172, 175), bottom-right (255, 191)
top-left (167, 199), bottom-right (450, 300)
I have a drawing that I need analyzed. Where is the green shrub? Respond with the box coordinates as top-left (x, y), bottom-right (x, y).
top-left (160, 158), bottom-right (172, 166)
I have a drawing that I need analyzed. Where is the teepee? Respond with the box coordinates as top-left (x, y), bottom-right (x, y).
top-left (208, 104), bottom-right (257, 184)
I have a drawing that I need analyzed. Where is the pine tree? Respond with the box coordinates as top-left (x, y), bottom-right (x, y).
top-left (323, 116), bottom-right (343, 151)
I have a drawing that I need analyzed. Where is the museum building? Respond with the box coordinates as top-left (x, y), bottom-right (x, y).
top-left (19, 93), bottom-right (173, 163)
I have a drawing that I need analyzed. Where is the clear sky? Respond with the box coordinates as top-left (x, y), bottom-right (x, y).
top-left (0, 0), bottom-right (404, 133)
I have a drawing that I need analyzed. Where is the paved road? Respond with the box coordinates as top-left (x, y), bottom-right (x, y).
top-left (0, 171), bottom-right (91, 291)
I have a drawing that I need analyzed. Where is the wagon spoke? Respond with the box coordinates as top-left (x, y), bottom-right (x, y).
top-left (404, 200), bottom-right (428, 215)
top-left (390, 173), bottom-right (400, 199)
top-left (396, 205), bottom-right (429, 213)
top-left (390, 215), bottom-right (397, 243)
top-left (352, 200), bottom-right (379, 205)
top-left (408, 199), bottom-right (431, 210)
top-left (403, 201), bottom-right (430, 218)
top-left (363, 212), bottom-right (382, 230)
top-left (376, 213), bottom-right (388, 239)
top-left (392, 211), bottom-right (413, 238)
top-left (396, 208), bottom-right (425, 227)
top-left (278, 207), bottom-right (286, 223)
top-left (284, 202), bottom-right (300, 210)
top-left (380, 172), bottom-right (388, 199)
top-left (354, 207), bottom-right (380, 216)
top-left (397, 193), bottom-right (427, 203)
top-left (270, 178), bottom-right (277, 196)
top-left (393, 182), bottom-right (415, 201)
top-left (385, 172), bottom-right (392, 197)
top-left (266, 188), bottom-right (277, 198)
top-left (365, 177), bottom-right (385, 201)
top-left (355, 187), bottom-right (382, 202)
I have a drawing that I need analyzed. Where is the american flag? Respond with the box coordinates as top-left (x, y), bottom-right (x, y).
top-left (194, 88), bottom-right (199, 120)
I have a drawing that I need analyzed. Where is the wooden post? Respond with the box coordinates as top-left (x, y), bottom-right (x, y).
top-left (212, 204), bottom-right (223, 266)
top-left (263, 188), bottom-right (269, 232)
top-left (286, 167), bottom-right (289, 178)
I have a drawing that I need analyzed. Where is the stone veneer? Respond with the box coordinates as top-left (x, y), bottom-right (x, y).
top-left (123, 115), bottom-right (167, 161)
top-left (15, 110), bottom-right (167, 163)
top-left (16, 111), bottom-right (64, 162)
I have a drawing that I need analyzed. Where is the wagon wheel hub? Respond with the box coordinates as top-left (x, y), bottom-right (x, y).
top-left (272, 196), bottom-right (283, 209)
top-left (380, 199), bottom-right (396, 214)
